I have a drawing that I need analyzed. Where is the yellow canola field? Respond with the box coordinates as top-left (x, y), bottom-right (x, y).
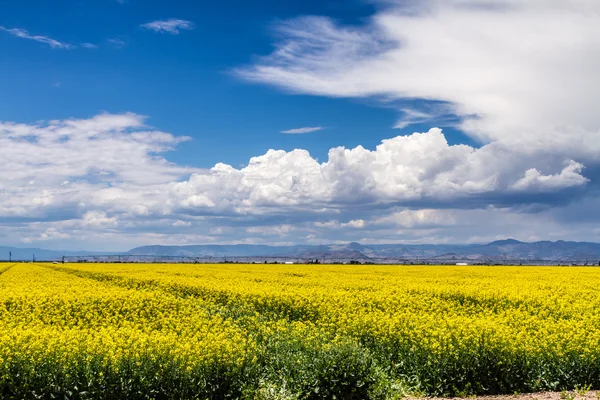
top-left (1, 263), bottom-right (600, 399)
top-left (0, 264), bottom-right (255, 399)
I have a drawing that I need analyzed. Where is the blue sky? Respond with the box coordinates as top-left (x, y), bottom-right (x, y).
top-left (1, 0), bottom-right (402, 167)
top-left (1, 0), bottom-right (599, 250)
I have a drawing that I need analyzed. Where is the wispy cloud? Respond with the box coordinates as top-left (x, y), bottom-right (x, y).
top-left (393, 102), bottom-right (459, 129)
top-left (0, 26), bottom-right (73, 49)
top-left (281, 126), bottom-right (325, 134)
top-left (141, 19), bottom-right (194, 35)
top-left (81, 43), bottom-right (98, 49)
top-left (394, 109), bottom-right (434, 129)
top-left (108, 38), bottom-right (126, 49)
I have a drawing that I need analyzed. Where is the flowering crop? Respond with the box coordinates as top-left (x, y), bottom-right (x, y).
top-left (1, 263), bottom-right (599, 398)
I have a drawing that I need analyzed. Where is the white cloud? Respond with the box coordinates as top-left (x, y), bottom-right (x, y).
top-left (82, 211), bottom-right (118, 228)
top-left (281, 126), bottom-right (325, 134)
top-left (81, 43), bottom-right (98, 49)
top-left (394, 109), bottom-right (433, 129)
top-left (511, 161), bottom-right (589, 192)
top-left (32, 228), bottom-right (71, 242)
top-left (195, 0), bottom-right (600, 247)
top-left (0, 114), bottom-right (591, 227)
top-left (393, 105), bottom-right (457, 129)
top-left (344, 219), bottom-right (366, 228)
top-left (170, 128), bottom-right (588, 217)
top-left (141, 19), bottom-right (194, 35)
top-left (3, 2), bottom-right (600, 248)
top-left (108, 38), bottom-right (126, 48)
top-left (180, 194), bottom-right (215, 208)
top-left (0, 111), bottom-right (596, 249)
top-left (314, 219), bottom-right (365, 229)
top-left (246, 224), bottom-right (295, 236)
top-left (0, 26), bottom-right (73, 49)
top-left (374, 209), bottom-right (456, 228)
top-left (172, 220), bottom-right (192, 227)
top-left (0, 112), bottom-right (194, 222)
top-left (314, 220), bottom-right (341, 229)
top-left (11, 202), bottom-right (600, 250)
top-left (236, 1), bottom-right (600, 150)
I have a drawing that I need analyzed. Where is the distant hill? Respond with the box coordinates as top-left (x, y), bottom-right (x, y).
top-left (0, 246), bottom-right (111, 261)
top-left (128, 240), bottom-right (600, 262)
top-left (2, 239), bottom-right (600, 262)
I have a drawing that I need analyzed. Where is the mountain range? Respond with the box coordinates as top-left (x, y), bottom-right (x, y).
top-left (0, 246), bottom-right (111, 262)
top-left (2, 239), bottom-right (600, 262)
top-left (127, 239), bottom-right (600, 262)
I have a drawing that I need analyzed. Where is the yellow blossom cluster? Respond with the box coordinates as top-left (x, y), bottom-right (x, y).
top-left (1, 262), bottom-right (599, 398)
top-left (0, 264), bottom-right (255, 398)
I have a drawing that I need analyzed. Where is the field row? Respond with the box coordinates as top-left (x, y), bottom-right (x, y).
top-left (0, 263), bottom-right (599, 399)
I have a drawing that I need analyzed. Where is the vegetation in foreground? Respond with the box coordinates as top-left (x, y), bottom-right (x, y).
top-left (0, 262), bottom-right (599, 399)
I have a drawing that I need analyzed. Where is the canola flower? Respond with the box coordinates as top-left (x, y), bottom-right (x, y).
top-left (0, 264), bottom-right (256, 399)
top-left (0, 262), bottom-right (599, 398)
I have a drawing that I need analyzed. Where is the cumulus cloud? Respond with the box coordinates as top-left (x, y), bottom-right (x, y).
top-left (2, 111), bottom-right (594, 248)
top-left (171, 220), bottom-right (190, 227)
top-left (170, 128), bottom-right (588, 218)
top-left (281, 126), bottom-right (325, 134)
top-left (141, 19), bottom-right (194, 35)
top-left (246, 224), bottom-right (295, 236)
top-left (6, 0), bottom-right (600, 249)
top-left (344, 219), bottom-right (366, 229)
top-left (314, 220), bottom-right (366, 229)
top-left (23, 228), bottom-right (71, 243)
top-left (0, 112), bottom-right (194, 222)
top-left (3, 1), bottom-right (600, 249)
top-left (2, 110), bottom-right (595, 248)
top-left (81, 211), bottom-right (118, 228)
top-left (511, 161), bottom-right (589, 192)
top-left (181, 0), bottom-right (600, 247)
top-left (373, 209), bottom-right (456, 228)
